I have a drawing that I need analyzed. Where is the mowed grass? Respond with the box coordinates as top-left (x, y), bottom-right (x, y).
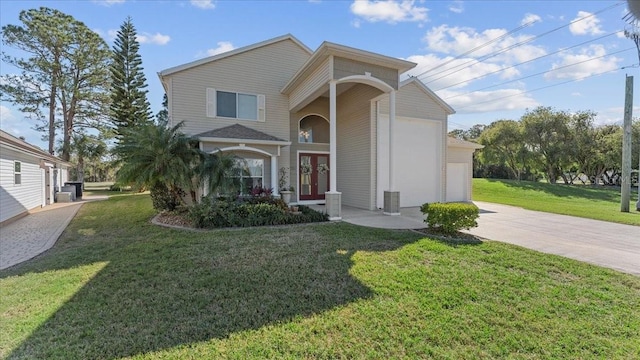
top-left (473, 178), bottom-right (640, 226)
top-left (1, 194), bottom-right (639, 359)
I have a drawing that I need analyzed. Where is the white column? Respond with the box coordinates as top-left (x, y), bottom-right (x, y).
top-left (329, 80), bottom-right (338, 192)
top-left (388, 90), bottom-right (396, 191)
top-left (271, 155), bottom-right (278, 196)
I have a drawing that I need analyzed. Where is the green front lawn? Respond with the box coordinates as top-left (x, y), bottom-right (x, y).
top-left (1, 194), bottom-right (639, 359)
top-left (473, 178), bottom-right (640, 226)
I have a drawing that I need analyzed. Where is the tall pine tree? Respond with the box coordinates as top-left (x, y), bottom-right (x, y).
top-left (109, 17), bottom-right (152, 137)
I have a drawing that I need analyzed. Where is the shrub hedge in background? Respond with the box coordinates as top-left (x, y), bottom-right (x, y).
top-left (420, 202), bottom-right (479, 234)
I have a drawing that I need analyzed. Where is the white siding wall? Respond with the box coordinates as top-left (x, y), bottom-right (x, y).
top-left (0, 147), bottom-right (43, 223)
top-left (336, 84), bottom-right (383, 209)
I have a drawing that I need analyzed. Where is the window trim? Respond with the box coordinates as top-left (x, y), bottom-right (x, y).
top-left (234, 158), bottom-right (264, 195)
top-left (298, 113), bottom-right (330, 144)
top-left (14, 160), bottom-right (22, 185)
top-left (206, 88), bottom-right (265, 122)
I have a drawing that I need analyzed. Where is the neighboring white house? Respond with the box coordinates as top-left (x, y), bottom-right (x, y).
top-left (158, 34), bottom-right (482, 220)
top-left (0, 130), bottom-right (71, 224)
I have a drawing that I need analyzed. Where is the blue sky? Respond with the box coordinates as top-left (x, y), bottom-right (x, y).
top-left (1, 0), bottom-right (639, 149)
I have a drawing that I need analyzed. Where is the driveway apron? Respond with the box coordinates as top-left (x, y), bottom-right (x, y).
top-left (466, 201), bottom-right (640, 276)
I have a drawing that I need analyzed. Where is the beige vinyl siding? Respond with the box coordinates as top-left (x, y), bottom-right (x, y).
top-left (0, 146), bottom-right (43, 223)
top-left (288, 57), bottom-right (331, 111)
top-left (333, 57), bottom-right (398, 90)
top-left (168, 39), bottom-right (310, 139)
top-left (447, 147), bottom-right (471, 163)
top-left (379, 81), bottom-right (448, 120)
top-left (336, 84), bottom-right (383, 209)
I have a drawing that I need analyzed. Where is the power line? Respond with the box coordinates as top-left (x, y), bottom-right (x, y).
top-left (444, 47), bottom-right (634, 100)
top-left (414, 1), bottom-right (624, 82)
top-left (432, 31), bottom-right (620, 92)
top-left (454, 64), bottom-right (635, 111)
top-left (413, 19), bottom-right (539, 78)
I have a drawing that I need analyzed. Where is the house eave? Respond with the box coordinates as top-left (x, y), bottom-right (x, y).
top-left (0, 130), bottom-right (72, 166)
top-left (197, 136), bottom-right (292, 146)
top-left (447, 137), bottom-right (484, 150)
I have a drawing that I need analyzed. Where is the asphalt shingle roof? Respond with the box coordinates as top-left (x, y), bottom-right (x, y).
top-left (195, 124), bottom-right (287, 142)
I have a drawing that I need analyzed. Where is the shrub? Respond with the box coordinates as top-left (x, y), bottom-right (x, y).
top-left (187, 197), bottom-right (328, 229)
top-left (420, 202), bottom-right (479, 234)
top-left (150, 183), bottom-right (184, 212)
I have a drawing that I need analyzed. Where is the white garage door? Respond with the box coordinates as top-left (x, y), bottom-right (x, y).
top-left (446, 163), bottom-right (467, 202)
top-left (378, 116), bottom-right (442, 208)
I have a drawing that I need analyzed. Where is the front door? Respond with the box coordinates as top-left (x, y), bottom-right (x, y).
top-left (299, 153), bottom-right (329, 201)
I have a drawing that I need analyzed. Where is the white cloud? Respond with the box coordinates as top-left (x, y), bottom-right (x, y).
top-left (449, 1), bottom-right (463, 14)
top-left (423, 25), bottom-right (546, 64)
top-left (406, 54), bottom-right (519, 91)
top-left (439, 88), bottom-right (539, 113)
top-left (569, 11), bottom-right (604, 35)
top-left (350, 0), bottom-right (428, 24)
top-left (0, 105), bottom-right (16, 124)
top-left (544, 44), bottom-right (621, 81)
top-left (107, 29), bottom-right (118, 40)
top-left (206, 41), bottom-right (236, 56)
top-left (93, 0), bottom-right (125, 6)
top-left (136, 32), bottom-right (171, 45)
top-left (521, 13), bottom-right (541, 25)
top-left (191, 0), bottom-right (215, 9)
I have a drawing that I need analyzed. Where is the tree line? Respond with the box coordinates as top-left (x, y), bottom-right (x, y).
top-left (450, 106), bottom-right (640, 185)
top-left (1, 7), bottom-right (156, 183)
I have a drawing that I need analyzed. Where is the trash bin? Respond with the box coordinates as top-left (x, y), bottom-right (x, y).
top-left (64, 181), bottom-right (83, 199)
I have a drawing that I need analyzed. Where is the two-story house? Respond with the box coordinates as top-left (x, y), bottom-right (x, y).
top-left (158, 34), bottom-right (481, 220)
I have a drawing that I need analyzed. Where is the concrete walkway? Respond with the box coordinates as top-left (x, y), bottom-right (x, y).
top-left (0, 196), bottom-right (107, 270)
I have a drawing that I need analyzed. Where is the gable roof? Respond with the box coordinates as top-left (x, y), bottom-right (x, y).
top-left (447, 136), bottom-right (484, 149)
top-left (282, 41), bottom-right (416, 94)
top-left (195, 124), bottom-right (290, 145)
top-left (0, 129), bottom-right (71, 166)
top-left (400, 77), bottom-right (455, 115)
top-left (158, 34), bottom-right (312, 78)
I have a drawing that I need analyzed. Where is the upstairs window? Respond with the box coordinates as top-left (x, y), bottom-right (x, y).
top-left (207, 88), bottom-right (265, 121)
top-left (14, 161), bottom-right (21, 185)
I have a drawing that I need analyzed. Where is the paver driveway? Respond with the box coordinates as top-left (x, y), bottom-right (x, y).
top-left (465, 201), bottom-right (640, 276)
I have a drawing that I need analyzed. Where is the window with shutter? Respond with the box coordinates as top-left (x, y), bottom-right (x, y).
top-left (206, 89), bottom-right (265, 121)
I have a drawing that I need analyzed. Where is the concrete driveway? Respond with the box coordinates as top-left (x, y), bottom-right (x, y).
top-left (466, 201), bottom-right (640, 276)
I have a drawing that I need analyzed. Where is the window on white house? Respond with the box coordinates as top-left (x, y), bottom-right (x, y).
top-left (234, 158), bottom-right (264, 194)
top-left (208, 88), bottom-right (265, 121)
top-left (14, 161), bottom-right (21, 185)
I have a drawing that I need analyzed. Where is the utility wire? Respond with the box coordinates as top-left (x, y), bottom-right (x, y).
top-left (414, 19), bottom-right (539, 78)
top-left (433, 31), bottom-right (620, 92)
top-left (444, 47), bottom-right (634, 100)
top-left (414, 1), bottom-right (624, 82)
top-left (454, 64), bottom-right (635, 111)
